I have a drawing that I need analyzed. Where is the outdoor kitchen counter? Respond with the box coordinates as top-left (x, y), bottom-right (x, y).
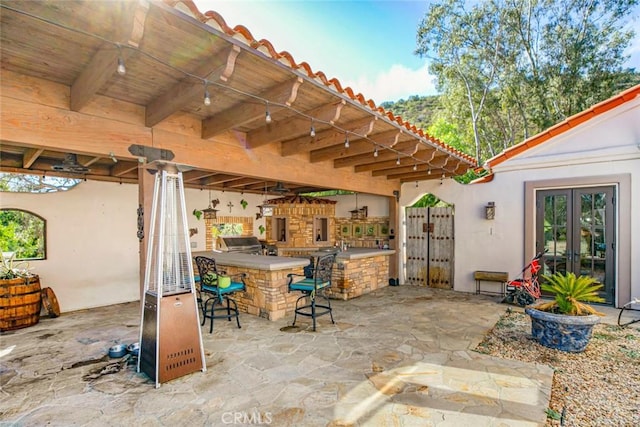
top-left (191, 251), bottom-right (310, 271)
top-left (191, 249), bottom-right (394, 321)
top-left (191, 251), bottom-right (310, 321)
top-left (331, 249), bottom-right (395, 300)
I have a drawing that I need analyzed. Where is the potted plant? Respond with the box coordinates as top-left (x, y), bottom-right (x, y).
top-left (524, 272), bottom-right (605, 352)
top-left (1, 252), bottom-right (42, 331)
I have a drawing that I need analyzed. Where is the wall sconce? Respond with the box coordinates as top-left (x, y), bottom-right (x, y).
top-left (485, 202), bottom-right (495, 220)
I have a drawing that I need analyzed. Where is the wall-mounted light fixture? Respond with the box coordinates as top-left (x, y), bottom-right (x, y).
top-left (485, 201), bottom-right (495, 220)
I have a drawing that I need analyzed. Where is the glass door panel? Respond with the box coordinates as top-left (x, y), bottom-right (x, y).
top-left (537, 186), bottom-right (615, 304)
top-left (574, 188), bottom-right (614, 302)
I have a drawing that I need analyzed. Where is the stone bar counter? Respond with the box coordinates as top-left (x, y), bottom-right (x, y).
top-left (330, 248), bottom-right (395, 300)
top-left (192, 251), bottom-right (310, 321)
top-left (192, 248), bottom-right (395, 321)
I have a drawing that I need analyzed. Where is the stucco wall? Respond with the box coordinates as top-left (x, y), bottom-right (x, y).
top-left (1, 181), bottom-right (140, 312)
top-left (1, 181), bottom-right (268, 313)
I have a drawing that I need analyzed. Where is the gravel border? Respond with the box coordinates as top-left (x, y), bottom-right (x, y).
top-left (475, 309), bottom-right (640, 426)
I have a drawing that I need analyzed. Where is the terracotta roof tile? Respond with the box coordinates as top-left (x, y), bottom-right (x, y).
top-left (486, 84), bottom-right (640, 169)
top-left (167, 0), bottom-right (477, 167)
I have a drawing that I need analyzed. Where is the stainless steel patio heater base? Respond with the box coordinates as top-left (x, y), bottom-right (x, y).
top-left (139, 291), bottom-right (203, 384)
top-left (137, 162), bottom-right (206, 387)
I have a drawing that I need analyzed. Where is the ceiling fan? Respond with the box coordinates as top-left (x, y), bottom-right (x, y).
top-left (52, 153), bottom-right (90, 174)
top-left (269, 181), bottom-right (290, 194)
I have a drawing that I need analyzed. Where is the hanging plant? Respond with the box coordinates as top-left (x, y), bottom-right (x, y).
top-left (240, 199), bottom-right (248, 209)
top-left (258, 225), bottom-right (265, 235)
top-left (192, 209), bottom-right (203, 220)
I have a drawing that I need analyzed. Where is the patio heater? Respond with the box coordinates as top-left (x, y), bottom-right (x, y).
top-left (138, 162), bottom-right (206, 388)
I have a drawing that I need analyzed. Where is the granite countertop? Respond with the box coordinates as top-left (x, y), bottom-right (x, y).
top-left (191, 251), bottom-right (310, 271)
top-left (336, 248), bottom-right (395, 260)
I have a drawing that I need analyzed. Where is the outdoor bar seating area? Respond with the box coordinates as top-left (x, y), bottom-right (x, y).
top-left (192, 246), bottom-right (395, 324)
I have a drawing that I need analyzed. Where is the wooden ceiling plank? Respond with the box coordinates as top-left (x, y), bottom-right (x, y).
top-left (75, 154), bottom-right (102, 167)
top-left (310, 138), bottom-right (375, 163)
top-left (281, 115), bottom-right (376, 156)
top-left (202, 174), bottom-right (243, 186)
top-left (354, 159), bottom-right (397, 172)
top-left (145, 45), bottom-right (241, 127)
top-left (111, 161), bottom-right (138, 177)
top-left (22, 148), bottom-right (44, 168)
top-left (246, 99), bottom-right (349, 148)
top-left (371, 163), bottom-right (426, 177)
top-left (201, 77), bottom-right (303, 138)
top-left (182, 170), bottom-right (218, 183)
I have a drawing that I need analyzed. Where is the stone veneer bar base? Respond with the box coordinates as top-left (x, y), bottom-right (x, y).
top-left (330, 254), bottom-right (390, 300)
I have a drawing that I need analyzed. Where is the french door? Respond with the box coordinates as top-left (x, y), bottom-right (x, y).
top-left (536, 186), bottom-right (615, 304)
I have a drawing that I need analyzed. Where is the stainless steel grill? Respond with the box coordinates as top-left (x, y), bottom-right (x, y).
top-left (218, 236), bottom-right (263, 254)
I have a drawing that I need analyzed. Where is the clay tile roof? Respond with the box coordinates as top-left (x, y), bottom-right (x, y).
top-left (166, 0), bottom-right (477, 167)
top-left (485, 84), bottom-right (640, 170)
top-left (267, 196), bottom-right (338, 205)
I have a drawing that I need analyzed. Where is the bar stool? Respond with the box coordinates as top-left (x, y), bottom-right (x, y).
top-left (287, 253), bottom-right (336, 331)
top-left (194, 256), bottom-right (246, 333)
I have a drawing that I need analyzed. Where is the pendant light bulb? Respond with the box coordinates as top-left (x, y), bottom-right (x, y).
top-left (396, 157), bottom-right (401, 165)
top-left (428, 168), bottom-right (432, 175)
top-left (373, 147), bottom-right (378, 157)
top-left (265, 102), bottom-right (272, 124)
top-left (310, 124), bottom-right (316, 138)
top-left (203, 87), bottom-right (211, 106)
top-left (116, 57), bottom-right (126, 76)
top-left (344, 133), bottom-right (350, 148)
top-left (413, 164), bottom-right (417, 171)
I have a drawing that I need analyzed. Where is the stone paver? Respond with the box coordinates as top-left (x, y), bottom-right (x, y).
top-left (0, 287), bottom-right (553, 426)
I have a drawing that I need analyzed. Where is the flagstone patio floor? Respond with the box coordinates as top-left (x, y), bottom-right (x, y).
top-left (1, 287), bottom-right (557, 426)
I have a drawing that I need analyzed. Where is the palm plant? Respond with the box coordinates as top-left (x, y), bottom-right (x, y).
top-left (535, 272), bottom-right (605, 316)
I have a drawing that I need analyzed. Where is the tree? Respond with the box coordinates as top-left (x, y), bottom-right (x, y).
top-left (416, 0), bottom-right (639, 163)
top-left (0, 173), bottom-right (80, 193)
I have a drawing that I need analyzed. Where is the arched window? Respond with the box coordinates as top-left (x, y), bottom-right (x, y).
top-left (0, 209), bottom-right (46, 260)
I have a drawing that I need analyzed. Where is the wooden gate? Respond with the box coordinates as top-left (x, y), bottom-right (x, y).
top-left (405, 207), bottom-right (454, 288)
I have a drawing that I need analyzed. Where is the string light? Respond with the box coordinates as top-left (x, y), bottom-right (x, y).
top-left (344, 132), bottom-right (349, 148)
top-left (116, 44), bottom-right (126, 76)
top-left (117, 57), bottom-right (126, 76)
top-left (428, 169), bottom-right (432, 175)
top-left (1, 2), bottom-right (474, 174)
top-left (203, 84), bottom-right (211, 106)
top-left (265, 101), bottom-right (272, 124)
top-left (413, 164), bottom-right (417, 171)
top-left (396, 156), bottom-right (400, 165)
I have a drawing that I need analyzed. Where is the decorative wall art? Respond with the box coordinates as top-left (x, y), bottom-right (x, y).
top-left (365, 224), bottom-right (376, 236)
top-left (340, 224), bottom-right (352, 237)
top-left (353, 224), bottom-right (363, 237)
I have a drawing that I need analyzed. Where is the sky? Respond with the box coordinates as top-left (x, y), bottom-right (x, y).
top-left (193, 0), bottom-right (640, 105)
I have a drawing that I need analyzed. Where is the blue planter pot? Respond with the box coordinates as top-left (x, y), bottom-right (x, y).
top-left (525, 308), bottom-right (600, 353)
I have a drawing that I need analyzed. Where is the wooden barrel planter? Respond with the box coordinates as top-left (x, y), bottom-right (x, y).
top-left (0, 275), bottom-right (42, 332)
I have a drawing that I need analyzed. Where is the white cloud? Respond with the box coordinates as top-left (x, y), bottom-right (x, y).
top-left (344, 63), bottom-right (438, 105)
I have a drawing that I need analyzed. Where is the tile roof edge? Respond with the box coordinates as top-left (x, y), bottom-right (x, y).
top-left (485, 84), bottom-right (640, 170)
top-left (166, 0), bottom-right (477, 167)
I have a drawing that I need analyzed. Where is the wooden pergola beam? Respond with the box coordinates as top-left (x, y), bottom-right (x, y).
top-left (201, 77), bottom-right (304, 139)
top-left (70, 1), bottom-right (148, 111)
top-left (309, 129), bottom-right (402, 163)
top-left (281, 115), bottom-right (377, 157)
top-left (246, 100), bottom-right (347, 148)
top-left (145, 44), bottom-right (241, 127)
